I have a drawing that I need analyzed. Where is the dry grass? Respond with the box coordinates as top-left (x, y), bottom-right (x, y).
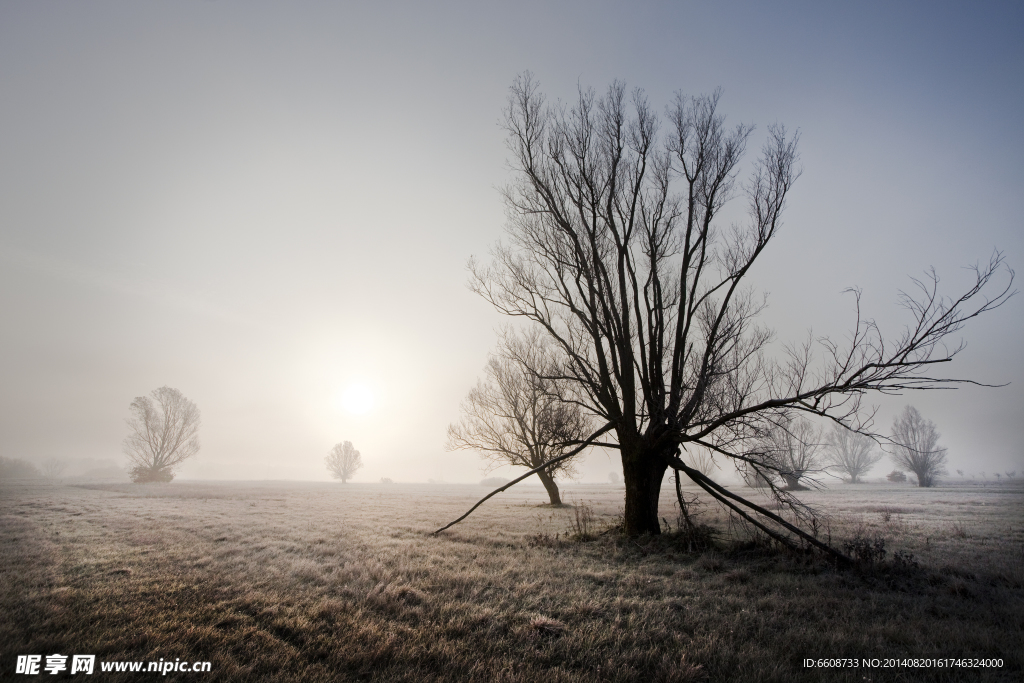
top-left (1, 479), bottom-right (1022, 681)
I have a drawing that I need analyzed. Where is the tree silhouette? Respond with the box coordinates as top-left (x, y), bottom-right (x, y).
top-left (890, 406), bottom-right (947, 487)
top-left (326, 441), bottom-right (362, 483)
top-left (124, 387), bottom-right (200, 483)
top-left (450, 72), bottom-right (1014, 548)
top-left (448, 329), bottom-right (589, 505)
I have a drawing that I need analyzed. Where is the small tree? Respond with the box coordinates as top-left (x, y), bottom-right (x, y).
top-left (447, 328), bottom-right (590, 505)
top-left (826, 424), bottom-right (883, 483)
top-left (890, 406), bottom-right (947, 487)
top-left (690, 446), bottom-right (718, 477)
top-left (886, 469), bottom-right (907, 483)
top-left (124, 386), bottom-right (201, 483)
top-left (41, 458), bottom-right (68, 480)
top-left (326, 441), bottom-right (362, 483)
top-left (750, 416), bottom-right (826, 490)
top-left (1006, 471), bottom-right (1017, 481)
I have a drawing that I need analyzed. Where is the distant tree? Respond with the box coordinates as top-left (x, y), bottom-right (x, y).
top-left (380, 477), bottom-right (394, 484)
top-left (994, 473), bottom-right (1002, 483)
top-left (889, 406), bottom-right (947, 488)
top-left (608, 472), bottom-right (620, 485)
top-left (1006, 471), bottom-right (1017, 481)
top-left (326, 441), bottom-right (362, 483)
top-left (748, 415), bottom-right (826, 491)
top-left (886, 469), bottom-right (907, 483)
top-left (0, 457), bottom-right (42, 480)
top-left (956, 469), bottom-right (965, 479)
top-left (447, 328), bottom-right (590, 505)
top-left (124, 387), bottom-right (201, 483)
top-left (41, 457), bottom-right (68, 479)
top-left (689, 446), bottom-right (718, 477)
top-left (826, 425), bottom-right (883, 483)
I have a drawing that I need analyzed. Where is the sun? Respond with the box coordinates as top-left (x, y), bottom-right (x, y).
top-left (337, 383), bottom-right (375, 415)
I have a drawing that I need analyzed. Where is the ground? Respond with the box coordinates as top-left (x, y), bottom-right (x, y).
top-left (1, 479), bottom-right (1021, 682)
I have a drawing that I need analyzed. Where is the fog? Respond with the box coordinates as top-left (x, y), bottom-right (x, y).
top-left (1, 1), bottom-right (1021, 485)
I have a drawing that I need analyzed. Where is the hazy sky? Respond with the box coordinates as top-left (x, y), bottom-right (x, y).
top-left (1, 1), bottom-right (1021, 484)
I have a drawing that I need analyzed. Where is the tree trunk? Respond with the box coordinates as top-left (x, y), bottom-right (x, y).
top-left (536, 468), bottom-right (562, 505)
top-left (781, 473), bottom-right (806, 490)
top-left (621, 447), bottom-right (668, 536)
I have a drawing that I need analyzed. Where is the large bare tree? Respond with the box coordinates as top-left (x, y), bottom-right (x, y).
top-left (326, 441), bottom-right (363, 483)
top-left (453, 73), bottom-right (1013, 546)
top-left (890, 406), bottom-right (947, 487)
top-left (826, 423), bottom-right (883, 483)
top-left (447, 328), bottom-right (590, 505)
top-left (124, 386), bottom-right (201, 483)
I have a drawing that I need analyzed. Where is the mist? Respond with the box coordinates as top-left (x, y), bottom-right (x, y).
top-left (1, 1), bottom-right (1020, 484)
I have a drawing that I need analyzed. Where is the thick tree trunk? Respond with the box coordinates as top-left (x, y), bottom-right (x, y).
top-left (621, 446), bottom-right (668, 536)
top-left (536, 468), bottom-right (562, 505)
top-left (781, 473), bottom-right (806, 490)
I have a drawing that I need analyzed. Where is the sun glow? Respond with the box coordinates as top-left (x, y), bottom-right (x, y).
top-left (337, 383), bottom-right (376, 415)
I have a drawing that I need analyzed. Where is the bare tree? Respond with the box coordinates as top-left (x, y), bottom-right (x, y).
top-left (689, 445), bottom-right (718, 477)
top-left (826, 424), bottom-right (883, 483)
top-left (124, 386), bottom-right (201, 483)
top-left (890, 406), bottom-right (947, 487)
top-left (41, 457), bottom-right (68, 480)
top-left (447, 329), bottom-right (590, 505)
top-left (326, 441), bottom-right (362, 483)
top-left (448, 73), bottom-right (1013, 547)
top-left (749, 415), bottom-right (826, 490)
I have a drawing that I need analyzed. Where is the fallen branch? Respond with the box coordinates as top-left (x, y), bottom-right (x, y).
top-left (432, 423), bottom-right (615, 535)
top-left (667, 454), bottom-right (850, 565)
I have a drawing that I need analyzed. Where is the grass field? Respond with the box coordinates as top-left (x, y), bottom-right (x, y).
top-left (1, 479), bottom-right (1022, 681)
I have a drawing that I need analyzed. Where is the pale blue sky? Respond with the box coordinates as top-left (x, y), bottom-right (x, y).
top-left (1, 1), bottom-right (1021, 482)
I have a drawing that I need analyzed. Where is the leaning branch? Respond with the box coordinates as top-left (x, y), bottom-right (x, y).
top-left (667, 454), bottom-right (850, 564)
top-left (432, 422), bottom-right (615, 535)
